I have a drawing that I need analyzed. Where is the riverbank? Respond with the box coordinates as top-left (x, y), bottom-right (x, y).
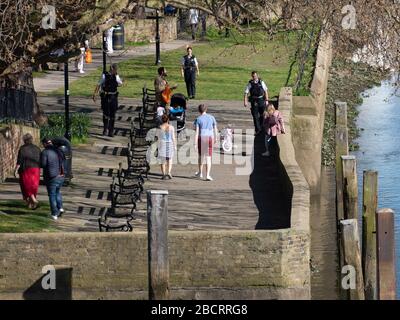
top-left (322, 58), bottom-right (389, 167)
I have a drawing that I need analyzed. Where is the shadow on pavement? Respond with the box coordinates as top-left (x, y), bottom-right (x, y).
top-left (249, 133), bottom-right (292, 230)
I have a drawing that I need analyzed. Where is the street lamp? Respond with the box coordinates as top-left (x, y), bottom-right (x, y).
top-left (64, 60), bottom-right (71, 141)
top-left (146, 9), bottom-right (163, 65)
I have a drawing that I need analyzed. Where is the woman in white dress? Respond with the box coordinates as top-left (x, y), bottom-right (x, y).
top-left (157, 114), bottom-right (177, 179)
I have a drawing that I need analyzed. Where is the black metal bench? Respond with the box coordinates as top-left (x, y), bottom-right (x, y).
top-left (98, 180), bottom-right (141, 232)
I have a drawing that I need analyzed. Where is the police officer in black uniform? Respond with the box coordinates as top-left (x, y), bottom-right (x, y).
top-left (93, 64), bottom-right (123, 137)
top-left (181, 46), bottom-right (199, 99)
top-left (244, 71), bottom-right (269, 134)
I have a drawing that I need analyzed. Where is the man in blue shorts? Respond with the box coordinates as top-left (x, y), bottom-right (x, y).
top-left (194, 104), bottom-right (218, 181)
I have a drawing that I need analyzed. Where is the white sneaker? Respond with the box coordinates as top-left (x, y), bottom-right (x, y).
top-left (195, 172), bottom-right (203, 179)
top-left (206, 176), bottom-right (213, 181)
top-left (59, 208), bottom-right (64, 213)
top-left (51, 215), bottom-right (58, 221)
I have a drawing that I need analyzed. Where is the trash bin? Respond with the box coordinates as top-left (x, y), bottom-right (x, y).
top-left (164, 4), bottom-right (177, 16)
top-left (112, 24), bottom-right (124, 50)
top-left (52, 137), bottom-right (73, 185)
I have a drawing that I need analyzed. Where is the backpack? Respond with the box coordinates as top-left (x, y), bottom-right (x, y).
top-left (249, 79), bottom-right (265, 98)
top-left (102, 72), bottom-right (118, 93)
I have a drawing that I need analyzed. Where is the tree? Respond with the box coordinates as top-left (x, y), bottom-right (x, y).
top-left (2, 0), bottom-right (400, 124)
top-left (168, 0), bottom-right (400, 86)
top-left (0, 0), bottom-right (137, 123)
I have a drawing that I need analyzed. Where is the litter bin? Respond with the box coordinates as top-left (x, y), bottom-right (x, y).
top-left (112, 24), bottom-right (124, 50)
top-left (52, 137), bottom-right (73, 185)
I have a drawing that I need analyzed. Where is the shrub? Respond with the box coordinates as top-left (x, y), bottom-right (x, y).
top-left (40, 112), bottom-right (90, 145)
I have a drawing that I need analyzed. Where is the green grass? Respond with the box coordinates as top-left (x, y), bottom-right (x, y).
top-left (0, 200), bottom-right (58, 233)
top-left (125, 40), bottom-right (150, 47)
top-left (52, 30), bottom-right (297, 100)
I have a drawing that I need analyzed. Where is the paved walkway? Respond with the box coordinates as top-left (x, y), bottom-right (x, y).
top-left (33, 40), bottom-right (193, 93)
top-left (0, 96), bottom-right (262, 231)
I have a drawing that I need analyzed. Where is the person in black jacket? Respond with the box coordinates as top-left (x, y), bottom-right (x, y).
top-left (181, 47), bottom-right (199, 99)
top-left (40, 137), bottom-right (65, 220)
top-left (93, 64), bottom-right (123, 137)
top-left (244, 71), bottom-right (269, 135)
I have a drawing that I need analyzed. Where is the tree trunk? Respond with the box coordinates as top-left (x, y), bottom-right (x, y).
top-left (0, 67), bottom-right (45, 125)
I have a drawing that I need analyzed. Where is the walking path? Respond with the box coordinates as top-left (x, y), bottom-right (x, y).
top-left (33, 40), bottom-right (193, 93)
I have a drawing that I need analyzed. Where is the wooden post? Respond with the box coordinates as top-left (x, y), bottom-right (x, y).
top-left (335, 102), bottom-right (349, 300)
top-left (147, 190), bottom-right (169, 300)
top-left (335, 101), bottom-right (348, 127)
top-left (376, 208), bottom-right (396, 300)
top-left (340, 219), bottom-right (365, 300)
top-left (341, 155), bottom-right (358, 220)
top-left (362, 171), bottom-right (378, 300)
top-left (335, 102), bottom-right (349, 222)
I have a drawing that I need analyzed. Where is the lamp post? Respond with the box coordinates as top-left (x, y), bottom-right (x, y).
top-left (146, 9), bottom-right (163, 65)
top-left (64, 61), bottom-right (71, 141)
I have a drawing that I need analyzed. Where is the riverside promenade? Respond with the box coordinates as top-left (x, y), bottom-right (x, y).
top-left (0, 95), bottom-right (276, 231)
top-left (0, 37), bottom-right (295, 232)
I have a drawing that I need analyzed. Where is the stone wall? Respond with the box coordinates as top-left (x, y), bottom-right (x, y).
top-left (291, 33), bottom-right (333, 194)
top-left (278, 87), bottom-right (310, 232)
top-left (0, 123), bottom-right (40, 182)
top-left (91, 16), bottom-right (177, 46)
top-left (0, 230), bottom-right (310, 300)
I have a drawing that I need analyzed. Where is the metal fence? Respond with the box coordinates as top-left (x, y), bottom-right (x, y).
top-left (0, 87), bottom-right (35, 121)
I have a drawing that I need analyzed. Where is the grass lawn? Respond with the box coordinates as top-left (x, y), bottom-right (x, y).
top-left (32, 70), bottom-right (50, 78)
top-left (125, 40), bottom-right (150, 47)
top-left (0, 200), bottom-right (58, 233)
top-left (51, 32), bottom-right (296, 100)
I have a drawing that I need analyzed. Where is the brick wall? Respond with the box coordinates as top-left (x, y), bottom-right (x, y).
top-left (0, 230), bottom-right (310, 300)
top-left (0, 124), bottom-right (40, 182)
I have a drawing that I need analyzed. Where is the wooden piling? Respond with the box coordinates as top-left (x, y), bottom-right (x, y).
top-left (335, 102), bottom-right (349, 222)
top-left (147, 190), bottom-right (169, 300)
top-left (335, 101), bottom-right (348, 127)
top-left (341, 155), bottom-right (358, 220)
top-left (335, 102), bottom-right (349, 300)
top-left (376, 208), bottom-right (396, 300)
top-left (362, 171), bottom-right (378, 300)
top-left (340, 219), bottom-right (365, 300)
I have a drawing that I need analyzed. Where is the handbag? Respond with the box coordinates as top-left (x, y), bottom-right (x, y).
top-left (161, 84), bottom-right (172, 104)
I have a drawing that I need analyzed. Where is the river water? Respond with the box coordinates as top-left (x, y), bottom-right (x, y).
top-left (353, 76), bottom-right (400, 299)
